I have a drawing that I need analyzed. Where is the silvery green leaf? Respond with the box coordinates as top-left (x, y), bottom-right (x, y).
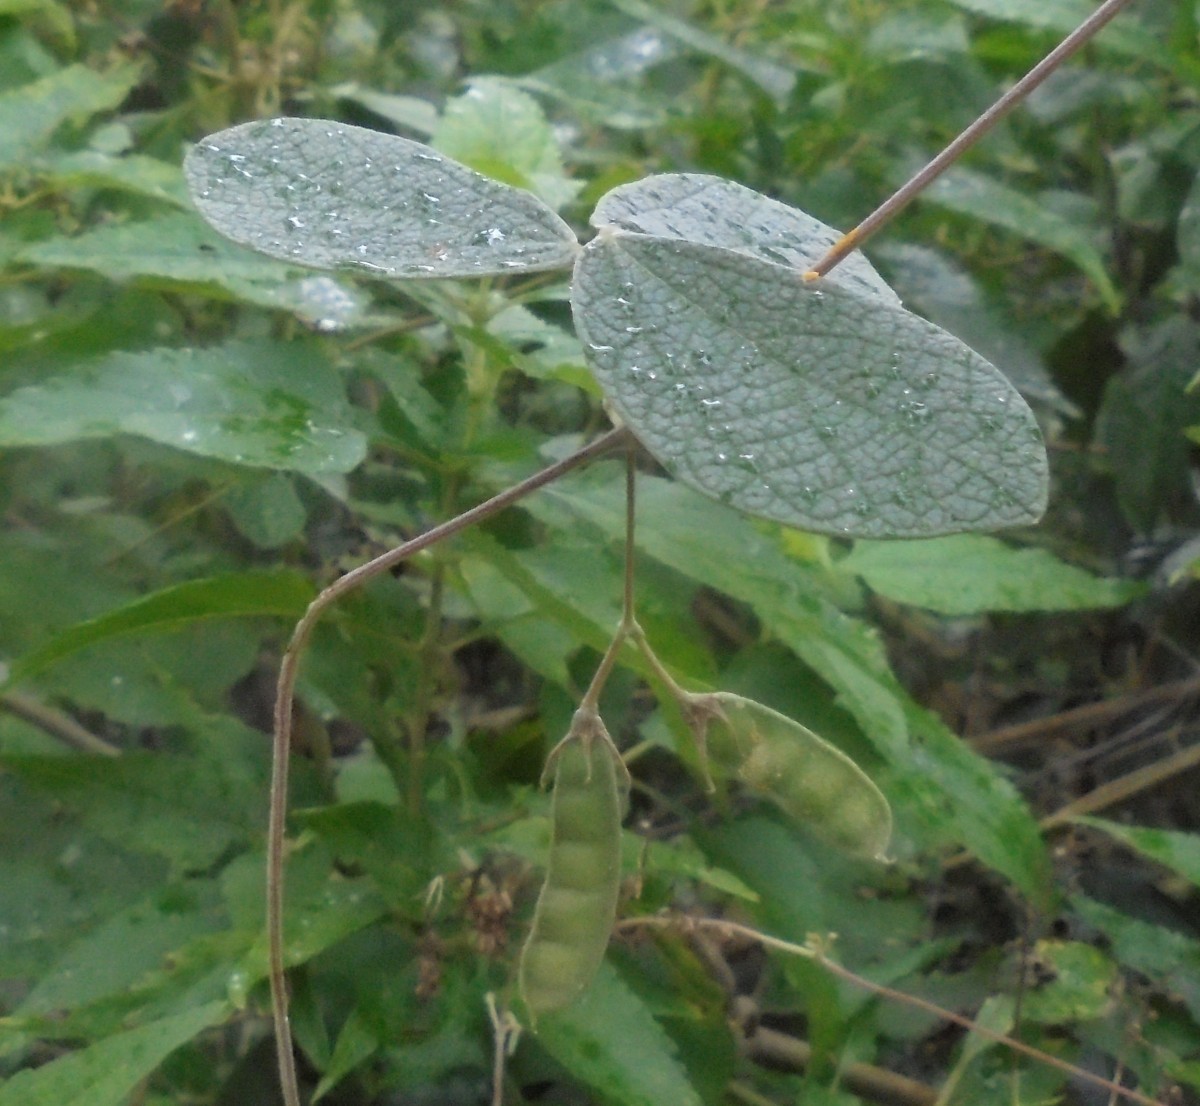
top-left (592, 173), bottom-right (899, 308)
top-left (184, 118), bottom-right (578, 279)
top-left (573, 231), bottom-right (1048, 537)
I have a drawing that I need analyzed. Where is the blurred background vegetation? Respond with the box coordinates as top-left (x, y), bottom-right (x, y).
top-left (1, 1), bottom-right (1199, 1103)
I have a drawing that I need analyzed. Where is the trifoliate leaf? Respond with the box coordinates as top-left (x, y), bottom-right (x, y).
top-left (184, 118), bottom-right (578, 279)
top-left (572, 231), bottom-right (1048, 537)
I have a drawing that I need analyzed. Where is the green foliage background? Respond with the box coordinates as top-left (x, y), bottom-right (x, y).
top-left (1, 1), bottom-right (1199, 1103)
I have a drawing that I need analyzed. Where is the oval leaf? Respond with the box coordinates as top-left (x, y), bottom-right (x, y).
top-left (572, 231), bottom-right (1048, 537)
top-left (592, 173), bottom-right (899, 308)
top-left (704, 692), bottom-right (892, 861)
top-left (185, 118), bottom-right (579, 279)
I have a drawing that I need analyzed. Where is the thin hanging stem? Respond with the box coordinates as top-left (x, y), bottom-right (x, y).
top-left (579, 445), bottom-right (640, 714)
top-left (267, 426), bottom-right (632, 1106)
top-left (803, 0), bottom-right (1139, 280)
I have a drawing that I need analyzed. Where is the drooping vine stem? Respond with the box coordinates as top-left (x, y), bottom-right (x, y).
top-left (267, 426), bottom-right (632, 1106)
top-left (620, 915), bottom-right (1168, 1106)
top-left (803, 0), bottom-right (1140, 280)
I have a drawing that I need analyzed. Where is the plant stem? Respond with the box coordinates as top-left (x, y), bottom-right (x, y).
top-left (620, 915), bottom-right (1167, 1106)
top-left (0, 692), bottom-right (119, 756)
top-left (578, 448), bottom-right (639, 714)
top-left (803, 0), bottom-right (1140, 280)
top-left (406, 561), bottom-right (446, 818)
top-left (267, 426), bottom-right (632, 1106)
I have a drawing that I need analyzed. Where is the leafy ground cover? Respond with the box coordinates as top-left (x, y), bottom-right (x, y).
top-left (1, 1), bottom-right (1199, 1104)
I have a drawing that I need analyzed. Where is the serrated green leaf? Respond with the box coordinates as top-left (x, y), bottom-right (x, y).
top-left (0, 1001), bottom-right (228, 1106)
top-left (18, 211), bottom-right (368, 322)
top-left (863, 11), bottom-right (970, 62)
top-left (532, 960), bottom-right (703, 1106)
top-left (0, 777), bottom-right (167, 979)
top-left (943, 0), bottom-right (1162, 63)
top-left (2, 741), bottom-right (266, 873)
top-left (17, 884), bottom-right (225, 1020)
top-left (232, 859), bottom-right (388, 978)
top-left (920, 167), bottom-right (1120, 312)
top-left (705, 692), bottom-right (892, 860)
top-left (328, 83), bottom-right (438, 136)
top-left (432, 77), bottom-right (580, 210)
top-left (1073, 895), bottom-right (1200, 1023)
top-left (573, 232), bottom-right (1047, 537)
top-left (1180, 172), bottom-right (1200, 271)
top-left (1097, 318), bottom-right (1200, 533)
top-left (1022, 940), bottom-right (1116, 1024)
top-left (0, 340), bottom-right (367, 479)
top-left (1075, 818), bottom-right (1200, 889)
top-left (223, 472), bottom-right (308, 549)
top-left (0, 0), bottom-right (69, 30)
top-left (313, 1008), bottom-right (380, 1102)
top-left (0, 63), bottom-right (143, 171)
top-left (895, 701), bottom-right (1051, 904)
top-left (7, 569), bottom-right (314, 686)
top-left (33, 150), bottom-right (190, 206)
top-left (592, 174), bottom-right (900, 307)
top-left (519, 26), bottom-right (680, 129)
top-left (185, 118), bottom-right (578, 279)
top-left (842, 534), bottom-right (1143, 614)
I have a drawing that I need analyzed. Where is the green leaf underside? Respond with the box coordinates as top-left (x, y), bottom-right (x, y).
top-left (592, 174), bottom-right (900, 308)
top-left (843, 533), bottom-right (1142, 614)
top-left (0, 340), bottom-right (366, 476)
top-left (184, 118), bottom-right (578, 279)
top-left (573, 232), bottom-right (1048, 537)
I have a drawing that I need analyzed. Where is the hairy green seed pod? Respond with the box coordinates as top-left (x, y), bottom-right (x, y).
top-left (704, 692), bottom-right (892, 861)
top-left (518, 721), bottom-right (623, 1021)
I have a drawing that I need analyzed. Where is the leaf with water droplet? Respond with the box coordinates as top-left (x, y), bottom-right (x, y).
top-left (572, 231), bottom-right (1048, 537)
top-left (18, 211), bottom-right (367, 324)
top-left (0, 339), bottom-right (366, 476)
top-left (591, 173), bottom-right (899, 308)
top-left (185, 118), bottom-right (578, 279)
